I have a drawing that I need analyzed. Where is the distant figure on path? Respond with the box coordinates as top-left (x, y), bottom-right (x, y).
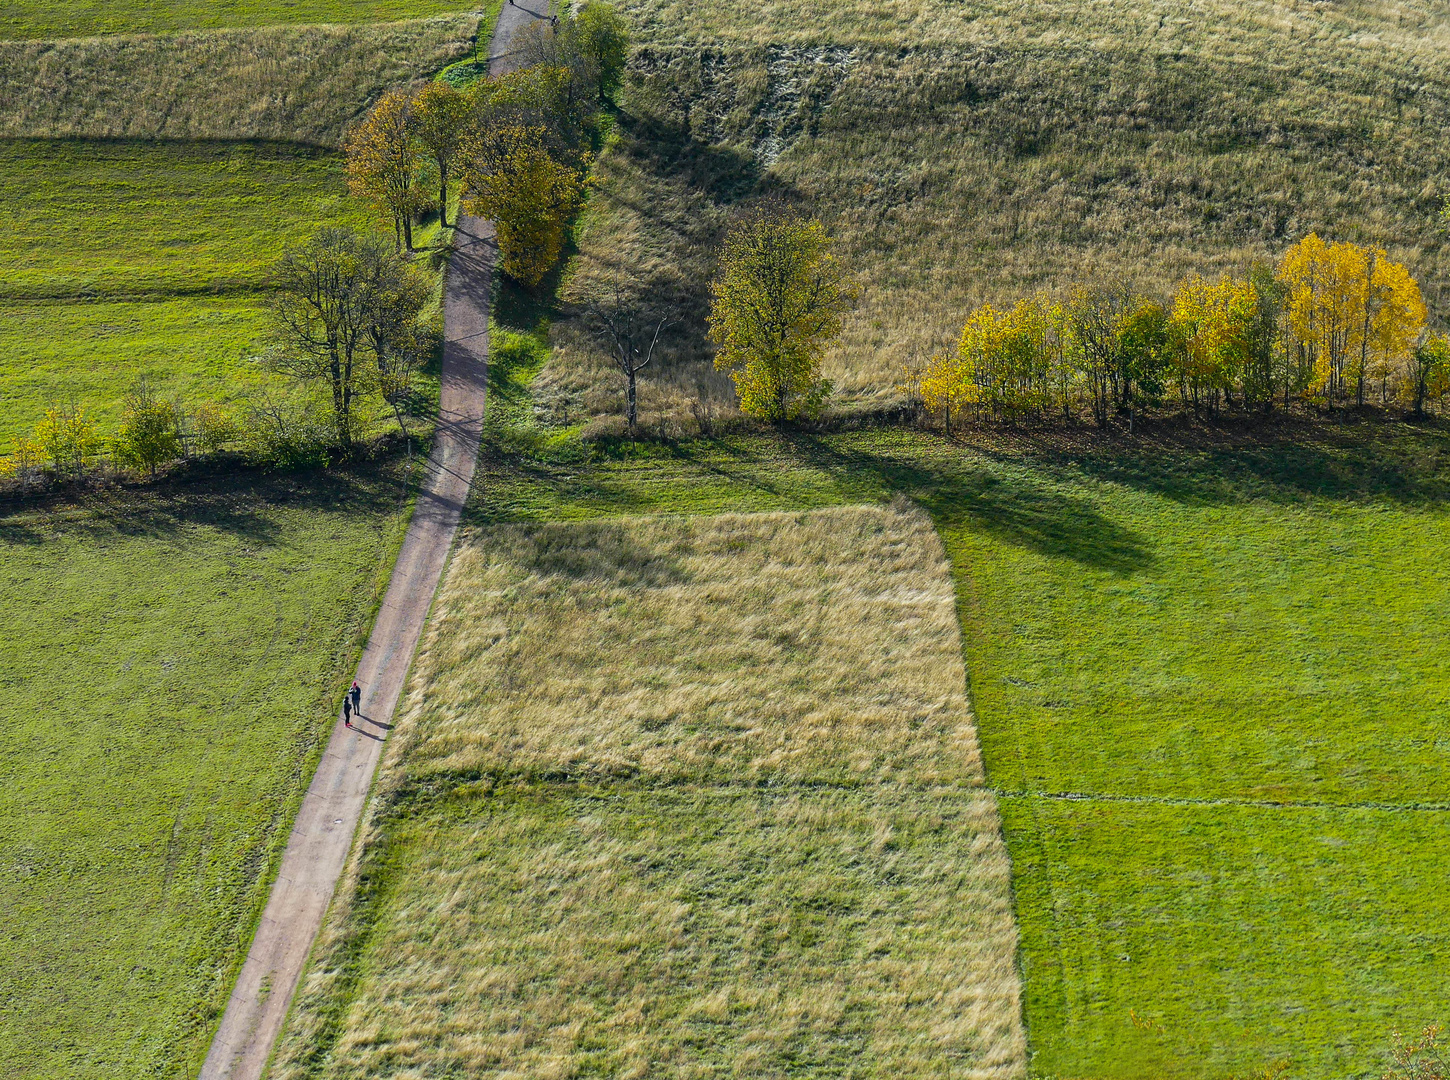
top-left (350, 680), bottom-right (362, 716)
top-left (342, 696), bottom-right (353, 729)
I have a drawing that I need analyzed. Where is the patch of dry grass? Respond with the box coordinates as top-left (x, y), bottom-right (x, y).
top-left (272, 504), bottom-right (1025, 1079)
top-left (392, 505), bottom-right (984, 787)
top-left (0, 16), bottom-right (479, 146)
top-left (540, 0), bottom-right (1450, 421)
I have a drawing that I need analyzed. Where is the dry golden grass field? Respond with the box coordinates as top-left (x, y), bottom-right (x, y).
top-left (272, 505), bottom-right (1026, 1078)
top-left (541, 0), bottom-right (1450, 422)
top-left (0, 17), bottom-right (478, 146)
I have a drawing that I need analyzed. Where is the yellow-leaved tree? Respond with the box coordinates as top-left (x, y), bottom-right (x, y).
top-left (411, 81), bottom-right (472, 228)
top-left (462, 123), bottom-right (584, 286)
top-left (708, 208), bottom-right (855, 422)
top-left (1276, 233), bottom-right (1425, 406)
top-left (1170, 275), bottom-right (1258, 413)
top-left (345, 88), bottom-right (430, 253)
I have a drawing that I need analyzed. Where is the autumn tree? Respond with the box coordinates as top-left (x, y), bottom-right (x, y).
top-left (114, 380), bottom-right (181, 477)
top-left (345, 89), bottom-right (430, 253)
top-left (574, 2), bottom-right (631, 99)
top-left (1386, 1024), bottom-right (1449, 1080)
top-left (35, 401), bottom-right (102, 477)
top-left (411, 81), bottom-right (472, 228)
top-left (461, 124), bottom-right (584, 285)
top-left (1171, 275), bottom-right (1257, 414)
top-left (1407, 334), bottom-right (1450, 417)
top-left (1068, 285), bottom-right (1129, 428)
top-left (361, 255), bottom-right (433, 457)
top-left (708, 208), bottom-right (855, 422)
top-left (584, 276), bottom-right (672, 435)
top-left (915, 348), bottom-right (977, 433)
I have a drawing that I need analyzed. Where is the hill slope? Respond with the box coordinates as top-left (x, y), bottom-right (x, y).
top-left (543, 0), bottom-right (1450, 420)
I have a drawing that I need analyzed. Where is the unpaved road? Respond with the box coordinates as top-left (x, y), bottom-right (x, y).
top-left (199, 4), bottom-right (548, 1073)
top-left (197, 100), bottom-right (504, 1080)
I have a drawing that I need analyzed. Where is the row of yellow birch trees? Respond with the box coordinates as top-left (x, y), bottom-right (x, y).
top-left (910, 234), bottom-right (1449, 428)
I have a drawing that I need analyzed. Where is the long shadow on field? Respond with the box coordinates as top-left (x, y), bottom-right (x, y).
top-left (973, 417), bottom-right (1450, 509)
top-left (786, 434), bottom-right (1155, 574)
top-left (503, 519), bottom-right (690, 587)
top-left (0, 466), bottom-right (402, 547)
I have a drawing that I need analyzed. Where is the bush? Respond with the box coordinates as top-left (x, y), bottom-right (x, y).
top-left (240, 395), bottom-right (332, 470)
top-left (193, 401), bottom-right (241, 453)
top-left (34, 401), bottom-right (102, 477)
top-left (114, 382), bottom-right (181, 477)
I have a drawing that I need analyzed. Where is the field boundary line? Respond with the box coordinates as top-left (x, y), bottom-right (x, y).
top-left (995, 788), bottom-right (1450, 814)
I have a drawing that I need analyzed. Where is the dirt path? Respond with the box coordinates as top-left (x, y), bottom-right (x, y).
top-left (197, 120), bottom-right (500, 1080)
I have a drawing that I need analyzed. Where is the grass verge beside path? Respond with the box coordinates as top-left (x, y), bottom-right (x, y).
top-left (272, 506), bottom-right (1026, 1078)
top-left (0, 462), bottom-right (417, 1078)
top-left (464, 420), bottom-right (1450, 1077)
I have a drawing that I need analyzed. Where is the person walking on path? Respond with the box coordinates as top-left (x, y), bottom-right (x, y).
top-left (349, 680), bottom-right (362, 717)
top-left (342, 695), bottom-right (353, 729)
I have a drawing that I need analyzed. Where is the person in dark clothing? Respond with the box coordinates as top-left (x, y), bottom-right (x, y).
top-left (342, 696), bottom-right (353, 729)
top-left (349, 680), bottom-right (362, 715)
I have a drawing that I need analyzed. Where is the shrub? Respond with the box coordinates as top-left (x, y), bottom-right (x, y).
top-left (34, 401), bottom-right (102, 477)
top-left (114, 382), bottom-right (181, 477)
top-left (193, 401), bottom-right (241, 453)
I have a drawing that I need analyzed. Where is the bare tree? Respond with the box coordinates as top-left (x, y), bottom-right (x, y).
top-left (584, 277), bottom-right (671, 435)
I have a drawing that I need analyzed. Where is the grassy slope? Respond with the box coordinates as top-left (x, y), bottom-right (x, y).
top-left (457, 406), bottom-right (1450, 1077)
top-left (271, 508), bottom-right (1026, 1078)
top-left (0, 140), bottom-right (368, 444)
top-left (0, 465), bottom-right (415, 1078)
top-left (540, 0), bottom-right (1450, 419)
top-left (0, 17), bottom-right (480, 146)
top-left (0, 0), bottom-right (473, 39)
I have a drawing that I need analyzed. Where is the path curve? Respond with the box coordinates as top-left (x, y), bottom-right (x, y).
top-left (194, 33), bottom-right (538, 1080)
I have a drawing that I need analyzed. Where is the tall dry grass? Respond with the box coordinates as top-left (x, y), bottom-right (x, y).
top-left (272, 504), bottom-right (1027, 1078)
top-left (538, 0), bottom-right (1450, 421)
top-left (391, 505), bottom-right (985, 787)
top-left (0, 16), bottom-right (478, 146)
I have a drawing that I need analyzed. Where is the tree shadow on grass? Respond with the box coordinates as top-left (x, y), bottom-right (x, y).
top-left (963, 415), bottom-right (1450, 509)
top-left (504, 519), bottom-right (690, 587)
top-left (0, 464), bottom-right (403, 549)
top-left (783, 434), bottom-right (1156, 574)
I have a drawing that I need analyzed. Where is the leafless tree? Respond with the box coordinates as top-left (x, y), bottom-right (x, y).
top-left (584, 277), bottom-right (672, 435)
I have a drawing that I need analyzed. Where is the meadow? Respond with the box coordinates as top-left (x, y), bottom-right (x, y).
top-left (0, 18), bottom-right (478, 146)
top-left (0, 139), bottom-right (390, 445)
top-left (271, 506), bottom-right (1026, 1078)
top-left (447, 415), bottom-right (1450, 1078)
top-left (540, 0), bottom-right (1450, 421)
top-left (0, 464), bottom-right (416, 1078)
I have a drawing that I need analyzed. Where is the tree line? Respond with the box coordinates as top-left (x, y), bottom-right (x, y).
top-left (1, 4), bottom-right (630, 487)
top-left (906, 233), bottom-right (1448, 431)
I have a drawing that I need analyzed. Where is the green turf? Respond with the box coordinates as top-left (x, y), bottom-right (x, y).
top-left (0, 140), bottom-right (363, 302)
top-left (0, 0), bottom-right (475, 40)
top-left (0, 139), bottom-right (388, 446)
top-left (0, 465), bottom-right (414, 1078)
top-left (465, 420), bottom-right (1450, 1077)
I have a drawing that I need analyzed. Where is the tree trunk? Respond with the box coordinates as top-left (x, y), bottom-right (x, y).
top-left (626, 367), bottom-right (638, 433)
top-left (438, 162), bottom-right (450, 228)
top-left (403, 215), bottom-right (415, 254)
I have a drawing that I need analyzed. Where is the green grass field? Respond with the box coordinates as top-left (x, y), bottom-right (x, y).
top-left (0, 0), bottom-right (474, 40)
top-left (455, 418), bottom-right (1450, 1077)
top-left (0, 465), bottom-right (415, 1078)
top-left (0, 139), bottom-right (374, 445)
